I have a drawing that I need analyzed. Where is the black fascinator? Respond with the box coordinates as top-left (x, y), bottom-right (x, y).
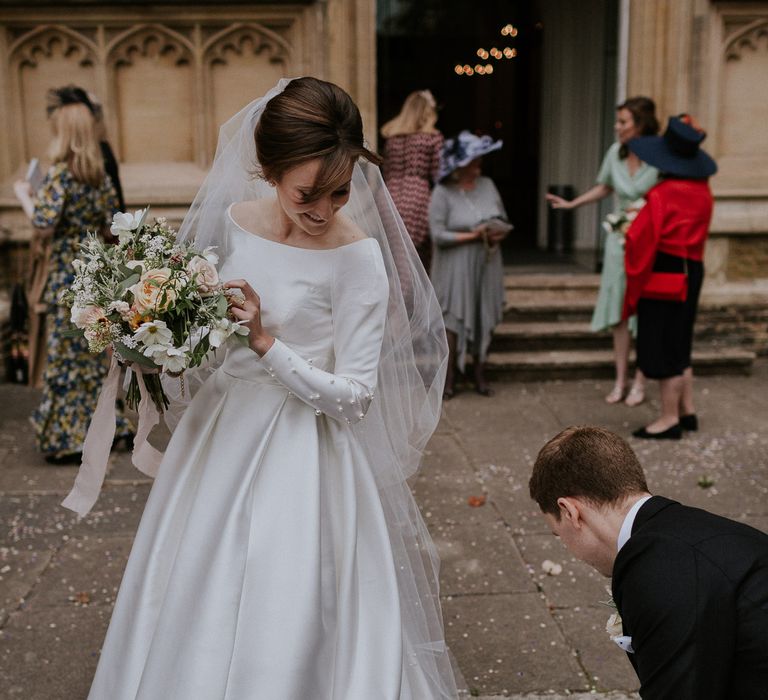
top-left (46, 85), bottom-right (96, 117)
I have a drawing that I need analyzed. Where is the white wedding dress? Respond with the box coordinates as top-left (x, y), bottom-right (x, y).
top-left (89, 216), bottom-right (451, 699)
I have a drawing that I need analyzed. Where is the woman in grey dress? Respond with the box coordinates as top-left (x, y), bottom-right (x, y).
top-left (429, 131), bottom-right (511, 398)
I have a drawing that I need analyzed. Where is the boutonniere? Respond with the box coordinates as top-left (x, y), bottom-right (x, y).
top-left (602, 591), bottom-right (634, 653)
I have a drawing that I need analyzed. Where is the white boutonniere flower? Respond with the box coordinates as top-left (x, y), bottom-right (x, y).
top-left (604, 591), bottom-right (634, 653)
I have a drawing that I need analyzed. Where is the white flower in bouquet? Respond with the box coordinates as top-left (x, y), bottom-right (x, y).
top-left (146, 345), bottom-right (187, 374)
top-left (107, 300), bottom-right (132, 319)
top-left (187, 255), bottom-right (219, 294)
top-left (134, 319), bottom-right (174, 347)
top-left (602, 198), bottom-right (646, 236)
top-left (111, 208), bottom-right (148, 244)
top-left (201, 247), bottom-right (219, 265)
top-left (209, 317), bottom-right (248, 348)
top-left (72, 304), bottom-right (107, 329)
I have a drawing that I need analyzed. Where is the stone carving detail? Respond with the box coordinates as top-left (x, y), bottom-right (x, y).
top-left (204, 23), bottom-right (290, 67)
top-left (109, 24), bottom-right (193, 67)
top-left (10, 25), bottom-right (96, 68)
top-left (725, 20), bottom-right (768, 61)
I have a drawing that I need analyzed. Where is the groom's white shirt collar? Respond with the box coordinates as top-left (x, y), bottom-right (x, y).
top-left (617, 495), bottom-right (653, 551)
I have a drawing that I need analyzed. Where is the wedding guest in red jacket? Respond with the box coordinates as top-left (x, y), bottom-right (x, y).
top-left (623, 115), bottom-right (717, 439)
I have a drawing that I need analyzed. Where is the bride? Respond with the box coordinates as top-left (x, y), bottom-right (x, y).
top-left (86, 78), bottom-right (459, 698)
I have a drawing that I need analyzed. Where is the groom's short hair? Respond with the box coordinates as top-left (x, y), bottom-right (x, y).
top-left (530, 426), bottom-right (649, 518)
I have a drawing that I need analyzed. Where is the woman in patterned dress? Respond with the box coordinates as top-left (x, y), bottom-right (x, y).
top-left (381, 90), bottom-right (444, 273)
top-left (546, 97), bottom-right (659, 406)
top-left (14, 93), bottom-right (132, 463)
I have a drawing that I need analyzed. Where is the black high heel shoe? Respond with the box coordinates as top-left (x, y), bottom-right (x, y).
top-left (632, 424), bottom-right (682, 440)
top-left (44, 452), bottom-right (83, 465)
top-left (680, 414), bottom-right (698, 431)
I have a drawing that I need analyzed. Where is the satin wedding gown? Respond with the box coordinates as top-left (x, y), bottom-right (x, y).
top-left (89, 213), bottom-right (446, 699)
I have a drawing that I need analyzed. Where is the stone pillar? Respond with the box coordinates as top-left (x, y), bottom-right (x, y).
top-left (626, 0), bottom-right (697, 120)
top-left (325, 0), bottom-right (377, 140)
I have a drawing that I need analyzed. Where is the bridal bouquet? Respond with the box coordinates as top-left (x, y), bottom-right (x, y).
top-left (61, 207), bottom-right (248, 412)
top-left (602, 198), bottom-right (646, 236)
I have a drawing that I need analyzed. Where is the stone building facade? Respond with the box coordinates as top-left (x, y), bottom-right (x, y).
top-left (0, 0), bottom-right (766, 287)
top-left (0, 0), bottom-right (376, 246)
top-left (537, 0), bottom-right (768, 284)
top-left (626, 0), bottom-right (768, 283)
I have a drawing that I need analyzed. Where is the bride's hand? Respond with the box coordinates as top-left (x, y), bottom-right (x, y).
top-left (224, 279), bottom-right (275, 356)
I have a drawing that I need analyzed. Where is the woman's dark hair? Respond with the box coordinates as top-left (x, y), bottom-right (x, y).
top-left (255, 77), bottom-right (381, 201)
top-left (617, 95), bottom-right (659, 158)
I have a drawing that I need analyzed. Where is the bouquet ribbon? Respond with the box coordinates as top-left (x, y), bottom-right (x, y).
top-left (62, 356), bottom-right (164, 517)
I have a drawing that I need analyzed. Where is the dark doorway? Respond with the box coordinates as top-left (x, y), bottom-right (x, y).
top-left (377, 0), bottom-right (544, 256)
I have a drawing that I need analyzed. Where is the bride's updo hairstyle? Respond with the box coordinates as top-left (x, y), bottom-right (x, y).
top-left (255, 76), bottom-right (381, 202)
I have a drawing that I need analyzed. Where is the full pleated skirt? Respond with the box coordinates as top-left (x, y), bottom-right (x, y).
top-left (88, 368), bottom-right (410, 700)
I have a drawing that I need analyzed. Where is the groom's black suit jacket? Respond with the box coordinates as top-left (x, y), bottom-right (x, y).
top-left (612, 496), bottom-right (768, 699)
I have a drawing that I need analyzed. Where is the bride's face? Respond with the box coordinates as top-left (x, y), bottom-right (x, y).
top-left (274, 158), bottom-right (353, 237)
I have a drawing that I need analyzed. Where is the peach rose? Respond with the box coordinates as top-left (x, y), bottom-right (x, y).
top-left (129, 268), bottom-right (179, 313)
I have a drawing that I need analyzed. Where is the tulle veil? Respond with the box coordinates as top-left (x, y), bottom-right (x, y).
top-left (170, 78), bottom-right (459, 697)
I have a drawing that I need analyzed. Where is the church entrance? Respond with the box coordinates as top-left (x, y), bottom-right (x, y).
top-left (377, 0), bottom-right (621, 265)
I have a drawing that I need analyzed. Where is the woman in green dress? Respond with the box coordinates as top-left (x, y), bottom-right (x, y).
top-left (546, 96), bottom-right (659, 406)
top-left (14, 90), bottom-right (132, 463)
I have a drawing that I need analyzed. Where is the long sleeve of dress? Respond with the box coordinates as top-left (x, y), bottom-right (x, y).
top-left (429, 186), bottom-right (464, 247)
top-left (31, 164), bottom-right (68, 229)
top-left (258, 241), bottom-right (389, 425)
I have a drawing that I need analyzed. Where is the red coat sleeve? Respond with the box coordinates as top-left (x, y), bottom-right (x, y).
top-left (623, 194), bottom-right (663, 318)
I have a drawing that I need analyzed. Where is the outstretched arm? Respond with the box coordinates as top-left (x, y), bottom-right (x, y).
top-left (545, 183), bottom-right (612, 210)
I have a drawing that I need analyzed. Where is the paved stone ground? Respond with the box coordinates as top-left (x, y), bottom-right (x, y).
top-left (1, 362), bottom-right (767, 699)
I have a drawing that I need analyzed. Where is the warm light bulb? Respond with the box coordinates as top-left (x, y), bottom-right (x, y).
top-left (485, 64), bottom-right (494, 74)
top-left (455, 64), bottom-right (464, 75)
top-left (503, 47), bottom-right (513, 58)
top-left (466, 67), bottom-right (474, 76)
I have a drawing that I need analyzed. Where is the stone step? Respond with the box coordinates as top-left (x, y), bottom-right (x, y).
top-left (485, 347), bottom-right (756, 381)
top-left (503, 287), bottom-right (768, 327)
top-left (492, 321), bottom-right (610, 351)
top-left (491, 319), bottom-right (765, 353)
top-left (504, 272), bottom-right (600, 290)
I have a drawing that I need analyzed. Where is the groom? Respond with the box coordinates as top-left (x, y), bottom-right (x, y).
top-left (529, 426), bottom-right (768, 699)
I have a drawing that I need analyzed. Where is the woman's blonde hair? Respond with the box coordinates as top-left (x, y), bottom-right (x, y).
top-left (380, 90), bottom-right (438, 138)
top-left (48, 103), bottom-right (104, 187)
